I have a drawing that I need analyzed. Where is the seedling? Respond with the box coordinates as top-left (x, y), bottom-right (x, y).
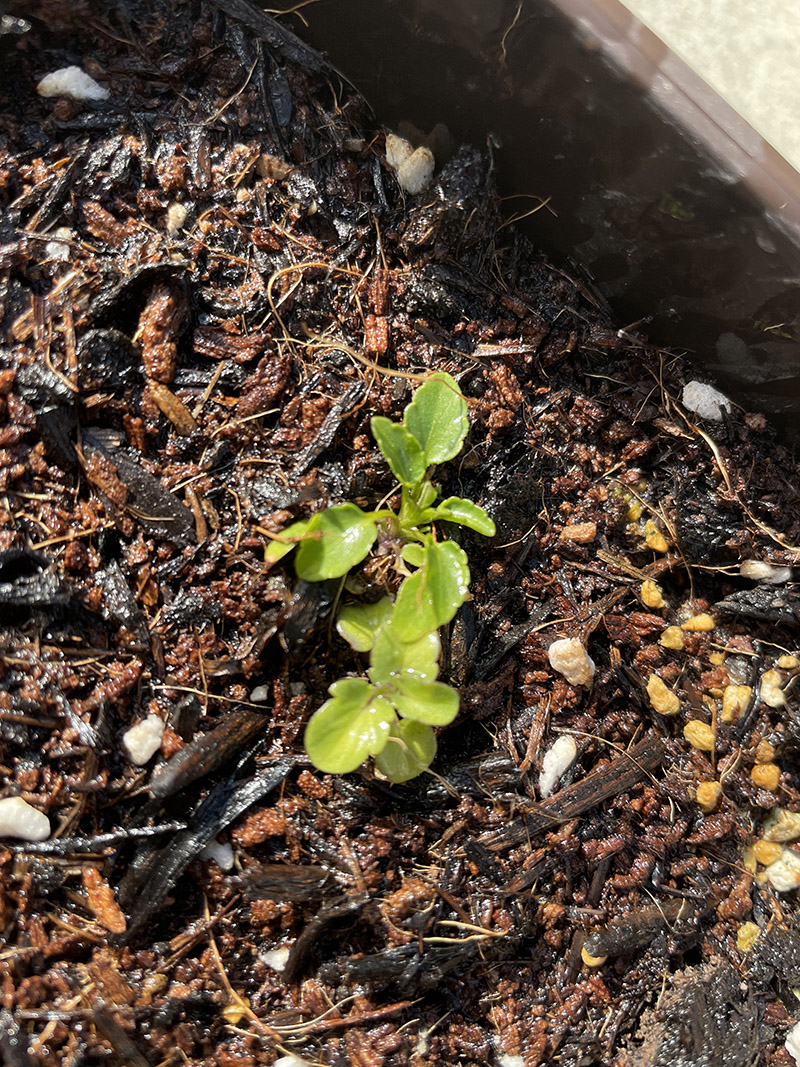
top-left (266, 373), bottom-right (495, 782)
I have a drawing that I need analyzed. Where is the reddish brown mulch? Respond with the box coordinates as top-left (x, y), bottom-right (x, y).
top-left (2, 3), bottom-right (800, 1065)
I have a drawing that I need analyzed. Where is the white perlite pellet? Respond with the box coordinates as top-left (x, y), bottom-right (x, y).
top-left (548, 637), bottom-right (595, 687)
top-left (539, 735), bottom-right (578, 799)
top-left (166, 202), bottom-right (188, 235)
top-left (763, 847), bottom-right (800, 892)
top-left (37, 66), bottom-right (109, 102)
top-left (261, 945), bottom-right (292, 973)
top-left (274, 1055), bottom-right (314, 1067)
top-left (681, 380), bottom-right (732, 421)
top-left (786, 1020), bottom-right (800, 1066)
top-left (0, 796), bottom-right (50, 841)
top-left (122, 714), bottom-right (164, 764)
top-left (760, 670), bottom-right (786, 709)
top-left (45, 226), bottom-right (72, 261)
top-left (199, 838), bottom-right (234, 871)
top-left (385, 133), bottom-right (435, 194)
top-left (397, 147), bottom-right (434, 195)
top-left (763, 808), bottom-right (800, 844)
top-left (739, 559), bottom-right (793, 584)
top-left (385, 133), bottom-right (413, 172)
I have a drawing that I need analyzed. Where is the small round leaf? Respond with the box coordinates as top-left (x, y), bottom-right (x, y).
top-left (368, 621), bottom-right (441, 686)
top-left (429, 497), bottom-right (496, 537)
top-left (414, 481), bottom-right (438, 511)
top-left (392, 676), bottom-right (459, 725)
top-left (295, 503), bottom-right (377, 581)
top-left (375, 720), bottom-right (437, 783)
top-left (400, 542), bottom-right (425, 568)
top-left (371, 417), bottom-right (427, 487)
top-left (404, 373), bottom-right (468, 465)
top-left (305, 679), bottom-right (395, 774)
top-left (392, 540), bottom-right (470, 642)
top-left (263, 519), bottom-right (311, 566)
top-left (336, 597), bottom-right (394, 652)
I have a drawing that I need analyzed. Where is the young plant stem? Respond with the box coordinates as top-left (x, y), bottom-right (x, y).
top-left (270, 373), bottom-right (495, 782)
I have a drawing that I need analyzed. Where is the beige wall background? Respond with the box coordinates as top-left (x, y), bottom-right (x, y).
top-left (619, 0), bottom-right (800, 171)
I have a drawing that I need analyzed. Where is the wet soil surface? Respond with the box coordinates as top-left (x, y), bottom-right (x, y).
top-left (2, 2), bottom-right (800, 1065)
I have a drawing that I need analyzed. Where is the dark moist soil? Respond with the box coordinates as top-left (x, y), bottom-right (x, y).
top-left (2, 2), bottom-right (800, 1065)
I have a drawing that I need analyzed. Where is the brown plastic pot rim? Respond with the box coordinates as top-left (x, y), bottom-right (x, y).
top-left (550, 0), bottom-right (800, 241)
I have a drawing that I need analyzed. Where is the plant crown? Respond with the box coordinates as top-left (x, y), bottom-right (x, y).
top-left (265, 373), bottom-right (495, 782)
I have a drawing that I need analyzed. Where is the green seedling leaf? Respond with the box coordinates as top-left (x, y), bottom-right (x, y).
top-left (305, 679), bottom-right (395, 773)
top-left (400, 542), bottom-right (425, 568)
top-left (371, 417), bottom-right (427, 487)
top-left (399, 482), bottom-right (439, 532)
top-left (295, 503), bottom-right (377, 581)
top-left (393, 540), bottom-right (470, 642)
top-left (375, 719), bottom-right (437, 783)
top-left (263, 519), bottom-right (312, 566)
top-left (414, 481), bottom-right (438, 510)
top-left (368, 621), bottom-right (441, 685)
top-left (392, 676), bottom-right (459, 725)
top-left (404, 373), bottom-right (468, 465)
top-left (426, 497), bottom-right (496, 537)
top-left (336, 597), bottom-right (394, 652)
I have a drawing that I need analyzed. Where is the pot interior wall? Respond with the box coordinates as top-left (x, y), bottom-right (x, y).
top-left (298, 0), bottom-right (800, 431)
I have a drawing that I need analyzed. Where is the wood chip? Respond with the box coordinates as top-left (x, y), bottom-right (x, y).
top-left (82, 866), bottom-right (127, 933)
top-left (479, 734), bottom-right (667, 851)
top-left (560, 522), bottom-right (597, 543)
top-left (147, 380), bottom-right (198, 435)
